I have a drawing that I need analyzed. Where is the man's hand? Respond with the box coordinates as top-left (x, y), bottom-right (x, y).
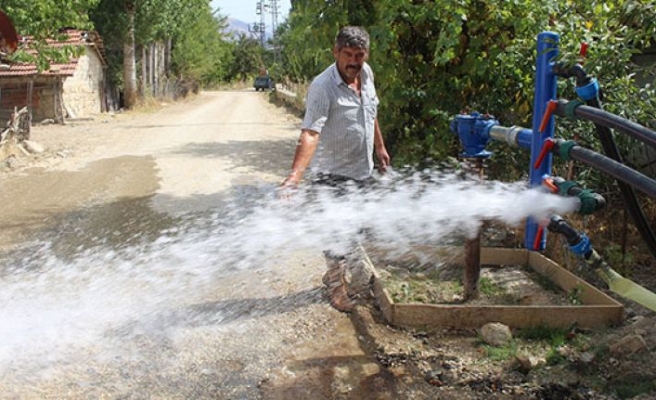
top-left (376, 147), bottom-right (390, 174)
top-left (278, 171), bottom-right (301, 199)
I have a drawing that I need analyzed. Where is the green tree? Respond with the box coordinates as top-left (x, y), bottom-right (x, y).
top-left (2, 0), bottom-right (98, 37)
top-left (91, 0), bottom-right (233, 106)
top-left (278, 0), bottom-right (656, 173)
top-left (171, 5), bottom-right (233, 86)
top-left (2, 0), bottom-right (99, 71)
top-left (225, 33), bottom-right (264, 82)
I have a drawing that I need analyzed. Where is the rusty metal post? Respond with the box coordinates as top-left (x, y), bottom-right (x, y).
top-left (463, 158), bottom-right (487, 300)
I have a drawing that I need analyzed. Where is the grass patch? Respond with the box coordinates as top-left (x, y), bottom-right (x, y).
top-left (516, 325), bottom-right (568, 344)
top-left (479, 277), bottom-right (505, 296)
top-left (609, 374), bottom-right (656, 399)
top-left (482, 341), bottom-right (518, 361)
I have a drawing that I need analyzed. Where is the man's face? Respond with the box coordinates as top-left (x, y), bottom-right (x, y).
top-left (333, 46), bottom-right (368, 83)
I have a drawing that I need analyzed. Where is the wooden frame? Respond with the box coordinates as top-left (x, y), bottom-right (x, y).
top-left (370, 247), bottom-right (623, 329)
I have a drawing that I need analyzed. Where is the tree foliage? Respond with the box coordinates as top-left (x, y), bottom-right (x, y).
top-left (169, 2), bottom-right (233, 86)
top-left (90, 0), bottom-right (233, 104)
top-left (2, 0), bottom-right (99, 71)
top-left (277, 0), bottom-right (656, 176)
top-left (2, 0), bottom-right (98, 38)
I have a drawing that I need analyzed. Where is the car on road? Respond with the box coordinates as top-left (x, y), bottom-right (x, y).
top-left (254, 75), bottom-right (275, 91)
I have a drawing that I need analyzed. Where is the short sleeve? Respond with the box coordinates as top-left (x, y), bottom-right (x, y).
top-left (302, 81), bottom-right (330, 133)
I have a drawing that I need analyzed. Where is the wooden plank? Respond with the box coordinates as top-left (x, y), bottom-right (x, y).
top-left (528, 251), bottom-right (623, 307)
top-left (367, 245), bottom-right (623, 330)
top-left (371, 267), bottom-right (394, 323)
top-left (392, 304), bottom-right (623, 329)
top-left (480, 247), bottom-right (529, 266)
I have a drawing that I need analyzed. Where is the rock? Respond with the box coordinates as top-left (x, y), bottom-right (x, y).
top-left (346, 246), bottom-right (376, 298)
top-left (574, 351), bottom-right (596, 373)
top-left (609, 334), bottom-right (647, 356)
top-left (515, 354), bottom-right (545, 374)
top-left (22, 140), bottom-right (45, 154)
top-left (480, 322), bottom-right (513, 346)
top-left (40, 119), bottom-right (55, 125)
top-left (425, 369), bottom-right (445, 386)
top-left (630, 316), bottom-right (656, 334)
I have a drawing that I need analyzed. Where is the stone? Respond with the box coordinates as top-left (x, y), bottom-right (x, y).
top-left (480, 322), bottom-right (513, 346)
top-left (22, 140), bottom-right (45, 154)
top-left (515, 354), bottom-right (545, 374)
top-left (609, 334), bottom-right (647, 356)
top-left (346, 246), bottom-right (376, 298)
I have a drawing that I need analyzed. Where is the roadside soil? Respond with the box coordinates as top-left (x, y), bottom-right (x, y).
top-left (0, 90), bottom-right (654, 400)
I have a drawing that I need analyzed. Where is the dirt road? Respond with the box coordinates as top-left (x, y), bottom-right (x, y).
top-left (0, 91), bottom-right (396, 399)
top-left (1, 90), bottom-right (655, 400)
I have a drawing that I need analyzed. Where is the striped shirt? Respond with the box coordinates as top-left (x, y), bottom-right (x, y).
top-left (302, 62), bottom-right (379, 181)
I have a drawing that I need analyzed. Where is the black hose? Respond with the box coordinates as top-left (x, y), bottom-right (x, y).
top-left (547, 215), bottom-right (583, 246)
top-left (555, 99), bottom-right (656, 148)
top-left (584, 95), bottom-right (656, 260)
top-left (553, 63), bottom-right (593, 87)
top-left (566, 144), bottom-right (656, 199)
top-left (555, 62), bottom-right (656, 259)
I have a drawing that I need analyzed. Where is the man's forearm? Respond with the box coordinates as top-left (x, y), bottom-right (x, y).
top-left (285, 129), bottom-right (319, 185)
top-left (373, 118), bottom-right (386, 151)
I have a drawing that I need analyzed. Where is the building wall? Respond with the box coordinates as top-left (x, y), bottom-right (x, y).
top-left (62, 47), bottom-right (104, 118)
top-left (0, 79), bottom-right (60, 125)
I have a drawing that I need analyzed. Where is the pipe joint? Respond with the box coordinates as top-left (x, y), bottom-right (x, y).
top-left (553, 139), bottom-right (577, 161)
top-left (450, 112), bottom-right (499, 158)
top-left (576, 78), bottom-right (599, 101)
top-left (578, 189), bottom-right (607, 214)
top-left (569, 232), bottom-right (592, 256)
top-left (547, 215), bottom-right (592, 256)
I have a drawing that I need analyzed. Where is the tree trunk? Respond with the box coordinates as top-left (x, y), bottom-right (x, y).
top-left (151, 42), bottom-right (156, 96)
top-left (141, 45), bottom-right (147, 97)
top-left (123, 1), bottom-right (138, 109)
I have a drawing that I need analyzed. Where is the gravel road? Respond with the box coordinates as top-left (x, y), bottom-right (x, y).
top-left (2, 90), bottom-right (654, 400)
top-left (0, 91), bottom-right (386, 399)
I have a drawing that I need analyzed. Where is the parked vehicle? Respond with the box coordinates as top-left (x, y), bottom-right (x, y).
top-left (254, 75), bottom-right (274, 91)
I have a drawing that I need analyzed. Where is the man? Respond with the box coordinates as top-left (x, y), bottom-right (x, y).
top-left (281, 26), bottom-right (390, 312)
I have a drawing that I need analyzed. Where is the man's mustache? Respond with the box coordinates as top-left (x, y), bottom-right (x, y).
top-left (346, 64), bottom-right (361, 71)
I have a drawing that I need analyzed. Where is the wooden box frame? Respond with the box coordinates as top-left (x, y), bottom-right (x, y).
top-left (370, 247), bottom-right (623, 329)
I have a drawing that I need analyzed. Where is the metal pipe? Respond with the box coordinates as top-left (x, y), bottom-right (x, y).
top-left (489, 125), bottom-right (532, 150)
top-left (527, 32), bottom-right (559, 251)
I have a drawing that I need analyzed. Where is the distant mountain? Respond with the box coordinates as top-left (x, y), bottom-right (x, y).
top-left (224, 18), bottom-right (271, 41)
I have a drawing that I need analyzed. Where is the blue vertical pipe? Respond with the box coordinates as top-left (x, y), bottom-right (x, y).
top-left (526, 31), bottom-right (559, 251)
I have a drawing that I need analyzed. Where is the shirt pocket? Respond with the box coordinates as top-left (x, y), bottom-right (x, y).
top-left (364, 91), bottom-right (378, 120)
top-left (336, 97), bottom-right (360, 122)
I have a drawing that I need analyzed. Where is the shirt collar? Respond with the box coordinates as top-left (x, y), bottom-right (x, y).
top-left (331, 62), bottom-right (368, 87)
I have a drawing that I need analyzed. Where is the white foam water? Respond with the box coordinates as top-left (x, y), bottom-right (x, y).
top-left (0, 169), bottom-right (578, 376)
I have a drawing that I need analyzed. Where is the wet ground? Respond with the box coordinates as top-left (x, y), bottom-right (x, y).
top-left (0, 91), bottom-right (654, 399)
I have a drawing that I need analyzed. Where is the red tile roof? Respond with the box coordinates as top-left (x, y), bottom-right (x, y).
top-left (0, 29), bottom-right (105, 78)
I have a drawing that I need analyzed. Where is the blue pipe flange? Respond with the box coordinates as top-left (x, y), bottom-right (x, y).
top-left (569, 232), bottom-right (592, 256)
top-left (576, 78), bottom-right (599, 101)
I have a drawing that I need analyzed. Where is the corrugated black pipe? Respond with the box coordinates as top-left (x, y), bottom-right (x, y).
top-left (555, 99), bottom-right (656, 149)
top-left (554, 62), bottom-right (656, 260)
top-left (563, 143), bottom-right (656, 199)
top-left (584, 95), bottom-right (656, 260)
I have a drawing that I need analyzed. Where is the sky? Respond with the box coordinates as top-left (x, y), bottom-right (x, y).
top-left (211, 0), bottom-right (292, 25)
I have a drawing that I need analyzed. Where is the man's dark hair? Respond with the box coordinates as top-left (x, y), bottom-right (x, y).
top-left (335, 26), bottom-right (370, 50)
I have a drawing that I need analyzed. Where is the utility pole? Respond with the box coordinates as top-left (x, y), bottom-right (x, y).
top-left (254, 1), bottom-right (268, 47)
top-left (269, 0), bottom-right (279, 36)
top-left (269, 0), bottom-right (279, 62)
